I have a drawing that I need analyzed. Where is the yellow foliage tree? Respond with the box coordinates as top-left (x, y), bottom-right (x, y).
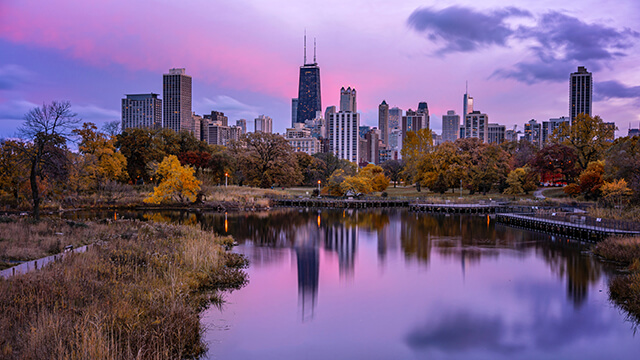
top-left (144, 155), bottom-right (201, 204)
top-left (359, 164), bottom-right (390, 192)
top-left (340, 176), bottom-right (373, 196)
top-left (73, 122), bottom-right (127, 189)
top-left (601, 178), bottom-right (632, 207)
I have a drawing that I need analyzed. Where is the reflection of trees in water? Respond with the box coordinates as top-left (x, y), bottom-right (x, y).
top-left (533, 237), bottom-right (602, 308)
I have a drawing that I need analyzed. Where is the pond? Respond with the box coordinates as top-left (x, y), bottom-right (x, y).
top-left (67, 208), bottom-right (640, 359)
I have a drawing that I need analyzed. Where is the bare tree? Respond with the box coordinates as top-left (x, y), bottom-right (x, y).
top-left (17, 101), bottom-right (79, 219)
top-left (102, 120), bottom-right (122, 137)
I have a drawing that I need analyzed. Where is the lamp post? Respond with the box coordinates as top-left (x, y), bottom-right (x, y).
top-left (225, 172), bottom-right (228, 187)
top-left (317, 180), bottom-right (321, 194)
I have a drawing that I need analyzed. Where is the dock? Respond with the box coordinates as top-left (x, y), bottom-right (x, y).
top-left (272, 198), bottom-right (409, 209)
top-left (496, 213), bottom-right (640, 241)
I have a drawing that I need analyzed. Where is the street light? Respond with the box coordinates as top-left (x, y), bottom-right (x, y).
top-left (317, 180), bottom-right (321, 194)
top-left (225, 172), bottom-right (228, 187)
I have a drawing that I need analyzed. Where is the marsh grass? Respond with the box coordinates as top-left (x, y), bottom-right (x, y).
top-left (202, 185), bottom-right (285, 208)
top-left (0, 220), bottom-right (247, 359)
top-left (0, 217), bottom-right (119, 269)
top-left (588, 206), bottom-right (640, 223)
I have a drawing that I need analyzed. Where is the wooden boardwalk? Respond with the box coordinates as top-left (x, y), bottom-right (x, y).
top-left (409, 203), bottom-right (534, 214)
top-left (273, 198), bottom-right (409, 209)
top-left (496, 213), bottom-right (640, 241)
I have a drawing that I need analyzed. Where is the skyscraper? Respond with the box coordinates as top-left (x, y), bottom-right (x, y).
top-left (441, 110), bottom-right (460, 143)
top-left (401, 109), bottom-right (427, 142)
top-left (463, 84), bottom-right (474, 117)
top-left (340, 87), bottom-right (357, 112)
top-left (121, 93), bottom-right (162, 130)
top-left (162, 68), bottom-right (192, 134)
top-left (378, 100), bottom-right (389, 146)
top-left (236, 119), bottom-right (247, 135)
top-left (570, 66), bottom-right (592, 121)
top-left (388, 107), bottom-right (402, 129)
top-left (328, 112), bottom-right (359, 163)
top-left (291, 98), bottom-right (298, 127)
top-left (255, 114), bottom-right (272, 133)
top-left (464, 110), bottom-right (488, 143)
top-left (417, 102), bottom-right (430, 130)
top-left (296, 36), bottom-right (321, 124)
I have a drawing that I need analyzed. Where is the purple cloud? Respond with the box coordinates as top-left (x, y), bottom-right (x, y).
top-left (407, 6), bottom-right (532, 53)
top-left (595, 80), bottom-right (640, 101)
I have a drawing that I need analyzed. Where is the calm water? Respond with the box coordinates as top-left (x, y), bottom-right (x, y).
top-left (66, 209), bottom-right (640, 359)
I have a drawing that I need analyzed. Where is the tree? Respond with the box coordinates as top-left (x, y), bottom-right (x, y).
top-left (531, 143), bottom-right (579, 184)
top-left (604, 136), bottom-right (640, 201)
top-left (144, 155), bottom-right (201, 204)
top-left (600, 179), bottom-right (632, 208)
top-left (178, 151), bottom-right (211, 175)
top-left (380, 159), bottom-right (403, 187)
top-left (554, 113), bottom-right (616, 170)
top-left (502, 139), bottom-right (538, 169)
top-left (468, 144), bottom-right (510, 194)
top-left (505, 166), bottom-right (538, 195)
top-left (401, 128), bottom-right (433, 185)
top-left (578, 161), bottom-right (605, 199)
top-left (73, 122), bottom-right (127, 189)
top-left (17, 101), bottom-right (79, 219)
top-left (296, 152), bottom-right (327, 186)
top-left (313, 152), bottom-right (357, 182)
top-left (325, 169), bottom-right (348, 196)
top-left (359, 164), bottom-right (389, 192)
top-left (232, 132), bottom-right (302, 188)
top-left (116, 128), bottom-right (164, 182)
top-left (0, 140), bottom-right (28, 206)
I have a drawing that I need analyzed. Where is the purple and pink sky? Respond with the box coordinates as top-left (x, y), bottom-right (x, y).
top-left (1, 0), bottom-right (639, 138)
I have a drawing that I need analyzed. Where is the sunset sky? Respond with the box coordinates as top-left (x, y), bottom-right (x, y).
top-left (1, 0), bottom-right (639, 138)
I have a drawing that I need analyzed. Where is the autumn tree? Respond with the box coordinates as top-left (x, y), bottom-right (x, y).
top-left (530, 143), bottom-right (579, 184)
top-left (554, 114), bottom-right (616, 170)
top-left (501, 139), bottom-right (538, 169)
top-left (325, 169), bottom-right (348, 196)
top-left (0, 140), bottom-right (28, 206)
top-left (231, 132), bottom-right (302, 188)
top-left (17, 101), bottom-right (79, 219)
top-left (117, 128), bottom-right (163, 182)
top-left (578, 161), bottom-right (605, 199)
top-left (505, 166), bottom-right (538, 195)
top-left (296, 152), bottom-right (327, 186)
top-left (600, 179), bottom-right (632, 208)
top-left (73, 122), bottom-right (127, 190)
top-left (468, 143), bottom-right (510, 194)
top-left (401, 128), bottom-right (433, 187)
top-left (359, 164), bottom-right (389, 192)
top-left (604, 136), bottom-right (640, 200)
top-left (178, 151), bottom-right (211, 175)
top-left (380, 159), bottom-right (404, 188)
top-left (144, 155), bottom-right (201, 204)
top-left (313, 152), bottom-right (357, 182)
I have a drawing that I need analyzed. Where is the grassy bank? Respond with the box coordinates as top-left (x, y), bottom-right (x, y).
top-left (0, 220), bottom-right (247, 359)
top-left (594, 236), bottom-right (640, 324)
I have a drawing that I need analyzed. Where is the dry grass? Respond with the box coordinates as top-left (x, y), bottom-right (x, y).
top-left (202, 185), bottom-right (286, 208)
top-left (588, 206), bottom-right (640, 223)
top-left (594, 236), bottom-right (640, 264)
top-left (0, 220), bottom-right (247, 359)
top-left (0, 217), bottom-right (122, 270)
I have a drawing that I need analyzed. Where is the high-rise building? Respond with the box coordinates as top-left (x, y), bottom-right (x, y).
top-left (328, 111), bottom-right (359, 163)
top-left (388, 128), bottom-right (402, 152)
top-left (378, 100), bottom-right (389, 146)
top-left (285, 123), bottom-right (320, 155)
top-left (570, 66), bottom-right (592, 121)
top-left (389, 107), bottom-right (402, 130)
top-left (463, 84), bottom-right (474, 117)
top-left (162, 68), bottom-right (193, 134)
top-left (524, 119), bottom-right (542, 147)
top-left (291, 98), bottom-right (298, 127)
top-left (340, 87), bottom-right (357, 112)
top-left (417, 102), bottom-right (430, 130)
top-left (487, 123), bottom-right (506, 144)
top-left (296, 37), bottom-right (321, 124)
top-left (441, 110), bottom-right (460, 143)
top-left (364, 128), bottom-right (381, 164)
top-left (359, 125), bottom-right (371, 139)
top-left (192, 113), bottom-right (202, 142)
top-left (121, 93), bottom-right (162, 130)
top-left (401, 109), bottom-right (427, 141)
top-left (236, 119), bottom-right (247, 135)
top-left (206, 124), bottom-right (241, 146)
top-left (325, 106), bottom-right (336, 122)
top-left (542, 116), bottom-right (570, 145)
top-left (255, 115), bottom-right (273, 133)
top-left (203, 111), bottom-right (228, 127)
top-left (464, 110), bottom-right (488, 143)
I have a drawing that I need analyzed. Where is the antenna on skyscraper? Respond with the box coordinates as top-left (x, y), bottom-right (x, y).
top-left (314, 38), bottom-right (317, 63)
top-left (466, 80), bottom-right (468, 94)
top-left (304, 29), bottom-right (307, 64)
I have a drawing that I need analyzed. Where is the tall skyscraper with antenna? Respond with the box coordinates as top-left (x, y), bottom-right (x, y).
top-left (463, 82), bottom-right (474, 117)
top-left (296, 34), bottom-right (322, 124)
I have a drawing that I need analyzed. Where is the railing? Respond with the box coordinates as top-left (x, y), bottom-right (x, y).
top-left (519, 210), bottom-right (640, 232)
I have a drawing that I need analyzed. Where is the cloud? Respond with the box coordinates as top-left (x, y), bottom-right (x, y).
top-left (407, 6), bottom-right (531, 53)
top-left (595, 80), bottom-right (640, 101)
top-left (73, 104), bottom-right (120, 123)
top-left (0, 64), bottom-right (34, 90)
top-left (195, 95), bottom-right (260, 121)
top-left (408, 6), bottom-right (639, 84)
top-left (0, 99), bottom-right (39, 120)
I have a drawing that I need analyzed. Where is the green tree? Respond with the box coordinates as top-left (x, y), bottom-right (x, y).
top-left (17, 101), bottom-right (79, 219)
top-left (554, 113), bottom-right (616, 170)
top-left (116, 128), bottom-right (163, 182)
top-left (144, 155), bottom-right (201, 204)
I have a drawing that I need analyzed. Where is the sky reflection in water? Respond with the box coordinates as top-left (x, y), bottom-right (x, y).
top-left (122, 209), bottom-right (637, 360)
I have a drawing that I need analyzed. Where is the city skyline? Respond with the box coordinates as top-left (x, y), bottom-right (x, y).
top-left (1, 0), bottom-right (640, 138)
